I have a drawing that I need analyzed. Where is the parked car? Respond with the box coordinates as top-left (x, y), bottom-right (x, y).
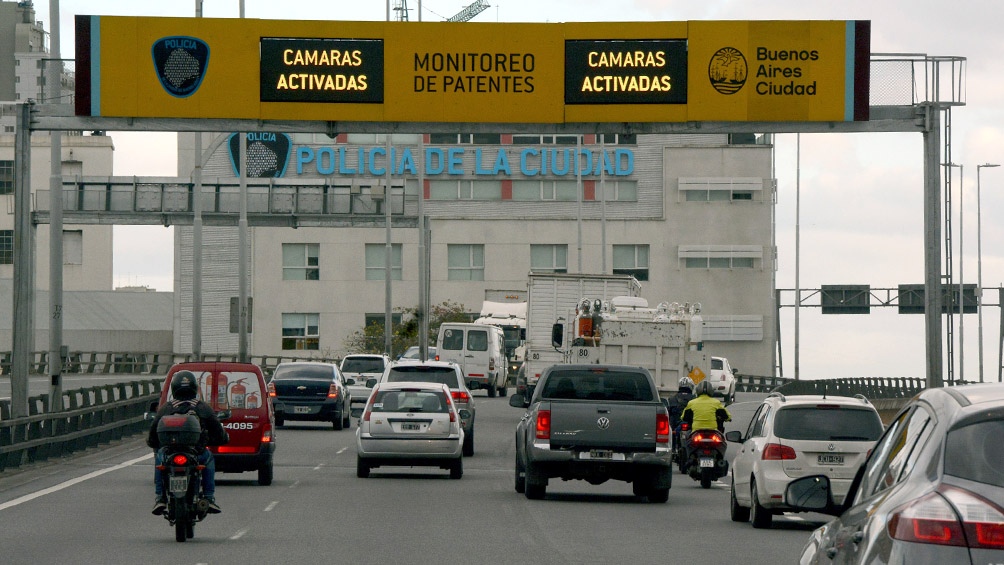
top-left (356, 381), bottom-right (467, 479)
top-left (726, 392), bottom-right (884, 528)
top-left (340, 353), bottom-right (391, 417)
top-left (436, 322), bottom-right (508, 397)
top-left (157, 362), bottom-right (276, 485)
top-left (785, 382), bottom-right (1004, 564)
top-left (708, 356), bottom-right (737, 403)
top-left (377, 360), bottom-right (476, 456)
top-left (267, 361), bottom-right (351, 430)
top-left (398, 346), bottom-right (437, 361)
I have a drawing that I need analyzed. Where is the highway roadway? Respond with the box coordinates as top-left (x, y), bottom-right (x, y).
top-left (0, 391), bottom-right (826, 564)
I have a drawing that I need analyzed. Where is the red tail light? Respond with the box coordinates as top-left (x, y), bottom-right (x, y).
top-left (680, 422), bottom-right (690, 432)
top-left (434, 354), bottom-right (440, 361)
top-left (762, 443), bottom-right (797, 460)
top-left (327, 384), bottom-right (339, 398)
top-left (489, 358), bottom-right (495, 371)
top-left (656, 413), bottom-right (670, 444)
top-left (889, 487), bottom-right (1004, 549)
top-left (690, 431), bottom-right (724, 445)
top-left (171, 454), bottom-right (190, 466)
top-left (535, 410), bottom-right (551, 440)
top-left (261, 423), bottom-right (273, 443)
top-left (267, 382), bottom-right (276, 398)
top-left (451, 391), bottom-right (470, 403)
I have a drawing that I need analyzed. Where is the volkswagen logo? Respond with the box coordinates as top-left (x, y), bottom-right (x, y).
top-left (828, 443), bottom-right (836, 451)
top-left (596, 417), bottom-right (610, 430)
top-left (152, 36), bottom-right (210, 98)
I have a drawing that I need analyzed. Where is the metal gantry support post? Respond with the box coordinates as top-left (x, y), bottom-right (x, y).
top-left (47, 0), bottom-right (64, 411)
top-left (11, 103), bottom-right (34, 418)
top-left (923, 106), bottom-right (945, 388)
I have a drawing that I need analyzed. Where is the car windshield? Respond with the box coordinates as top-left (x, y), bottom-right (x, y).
top-left (341, 358), bottom-right (385, 373)
top-left (386, 366), bottom-right (460, 388)
top-left (773, 406), bottom-right (884, 441)
top-left (944, 419), bottom-right (1004, 487)
top-left (541, 370), bottom-right (653, 401)
top-left (272, 365), bottom-right (333, 380)
top-left (370, 389), bottom-right (449, 413)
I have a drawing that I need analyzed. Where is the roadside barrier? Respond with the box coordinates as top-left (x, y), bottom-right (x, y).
top-left (0, 351), bottom-right (341, 377)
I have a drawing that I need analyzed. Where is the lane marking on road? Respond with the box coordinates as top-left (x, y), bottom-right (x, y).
top-left (289, 480), bottom-right (300, 489)
top-left (264, 501), bottom-right (279, 512)
top-left (230, 528), bottom-right (248, 540)
top-left (313, 463), bottom-right (326, 470)
top-left (0, 453), bottom-right (153, 511)
top-left (336, 447), bottom-right (347, 455)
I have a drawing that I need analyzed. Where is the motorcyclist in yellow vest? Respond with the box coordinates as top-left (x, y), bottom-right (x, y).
top-left (682, 380), bottom-right (731, 432)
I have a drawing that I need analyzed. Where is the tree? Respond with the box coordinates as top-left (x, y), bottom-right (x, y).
top-left (342, 300), bottom-right (472, 357)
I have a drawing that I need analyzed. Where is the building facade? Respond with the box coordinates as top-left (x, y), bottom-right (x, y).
top-left (175, 132), bottom-right (777, 376)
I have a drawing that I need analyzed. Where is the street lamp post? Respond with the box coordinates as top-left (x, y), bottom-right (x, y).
top-left (977, 163), bottom-right (999, 383)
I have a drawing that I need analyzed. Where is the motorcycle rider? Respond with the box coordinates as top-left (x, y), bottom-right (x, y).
top-left (667, 376), bottom-right (696, 452)
top-left (147, 370), bottom-right (229, 515)
top-left (682, 379), bottom-right (731, 433)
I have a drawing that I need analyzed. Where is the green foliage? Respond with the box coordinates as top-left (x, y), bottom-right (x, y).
top-left (342, 300), bottom-right (472, 356)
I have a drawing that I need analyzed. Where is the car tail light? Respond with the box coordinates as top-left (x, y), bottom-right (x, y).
top-left (327, 384), bottom-right (339, 398)
top-left (171, 454), bottom-right (190, 466)
top-left (451, 391), bottom-right (470, 403)
top-left (261, 423), bottom-right (273, 443)
top-left (489, 358), bottom-right (495, 371)
top-left (680, 422), bottom-right (690, 432)
top-left (535, 410), bottom-right (551, 440)
top-left (889, 487), bottom-right (1004, 549)
top-left (267, 382), bottom-right (276, 397)
top-left (656, 413), bottom-right (670, 444)
top-left (434, 354), bottom-right (440, 361)
top-left (762, 443), bottom-right (797, 460)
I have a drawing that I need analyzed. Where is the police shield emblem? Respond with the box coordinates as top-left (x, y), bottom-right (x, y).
top-left (227, 133), bottom-right (292, 178)
top-left (152, 36), bottom-right (210, 98)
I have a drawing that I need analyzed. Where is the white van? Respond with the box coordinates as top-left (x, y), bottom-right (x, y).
top-left (436, 322), bottom-right (508, 397)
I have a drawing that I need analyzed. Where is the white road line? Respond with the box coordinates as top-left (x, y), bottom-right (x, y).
top-left (313, 463), bottom-right (326, 470)
top-left (264, 501), bottom-right (279, 512)
top-left (289, 480), bottom-right (300, 489)
top-left (229, 528), bottom-right (248, 540)
top-left (0, 453), bottom-right (153, 511)
top-left (336, 447), bottom-right (347, 455)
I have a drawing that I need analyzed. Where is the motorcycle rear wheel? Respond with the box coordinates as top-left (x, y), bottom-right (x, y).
top-left (175, 520), bottom-right (187, 542)
top-left (185, 521), bottom-right (194, 539)
top-left (700, 468), bottom-right (713, 489)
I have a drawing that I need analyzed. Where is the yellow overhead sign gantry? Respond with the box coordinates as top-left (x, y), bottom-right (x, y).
top-left (75, 17), bottom-right (870, 123)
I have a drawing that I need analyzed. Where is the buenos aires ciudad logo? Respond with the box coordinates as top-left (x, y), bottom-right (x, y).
top-left (152, 36), bottom-right (210, 98)
top-left (708, 47), bottom-right (748, 95)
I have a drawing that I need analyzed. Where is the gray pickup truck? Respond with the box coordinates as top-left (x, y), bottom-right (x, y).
top-left (509, 364), bottom-right (673, 502)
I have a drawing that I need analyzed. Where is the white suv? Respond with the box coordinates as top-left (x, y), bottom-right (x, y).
top-left (726, 392), bottom-right (884, 529)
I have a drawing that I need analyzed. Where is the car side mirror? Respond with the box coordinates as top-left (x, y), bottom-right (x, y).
top-left (551, 323), bottom-right (563, 348)
top-left (509, 394), bottom-right (529, 409)
top-left (724, 430), bottom-right (743, 443)
top-left (365, 378), bottom-right (378, 388)
top-left (732, 368), bottom-right (739, 375)
top-left (784, 475), bottom-right (840, 515)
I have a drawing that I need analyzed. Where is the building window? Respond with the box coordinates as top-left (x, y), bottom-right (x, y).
top-left (0, 230), bottom-right (12, 264)
top-left (364, 313), bottom-right (403, 328)
top-left (63, 230), bottom-right (82, 265)
top-left (281, 313), bottom-right (319, 350)
top-left (679, 245), bottom-right (761, 270)
top-left (429, 133), bottom-right (501, 144)
top-left (365, 243), bottom-right (403, 280)
top-left (530, 244), bottom-right (567, 273)
top-left (679, 177), bottom-right (763, 203)
top-left (0, 160), bottom-right (13, 195)
top-left (613, 244), bottom-right (649, 281)
top-left (428, 180), bottom-right (502, 201)
top-left (598, 133), bottom-right (637, 145)
top-left (282, 243), bottom-right (319, 280)
top-left (448, 244), bottom-right (484, 281)
top-left (511, 134), bottom-right (581, 145)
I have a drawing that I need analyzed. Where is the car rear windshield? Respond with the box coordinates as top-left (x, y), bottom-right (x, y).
top-left (272, 365), bottom-right (333, 380)
top-left (371, 390), bottom-right (449, 413)
top-left (341, 358), bottom-right (384, 373)
top-left (386, 366), bottom-right (459, 388)
top-left (712, 358), bottom-right (723, 370)
top-left (944, 419), bottom-right (1004, 487)
top-left (541, 370), bottom-right (653, 401)
top-left (773, 406), bottom-right (884, 441)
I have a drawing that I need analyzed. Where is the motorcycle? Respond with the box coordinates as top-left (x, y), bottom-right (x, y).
top-left (154, 414), bottom-right (213, 542)
top-left (680, 427), bottom-right (729, 489)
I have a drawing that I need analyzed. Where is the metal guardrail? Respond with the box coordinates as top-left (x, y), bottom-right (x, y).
top-left (0, 351), bottom-right (342, 377)
top-left (0, 379), bottom-right (162, 473)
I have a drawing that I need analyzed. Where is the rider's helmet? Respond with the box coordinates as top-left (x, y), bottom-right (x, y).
top-left (678, 376), bottom-right (695, 392)
top-left (695, 379), bottom-right (713, 397)
top-left (171, 370), bottom-right (199, 401)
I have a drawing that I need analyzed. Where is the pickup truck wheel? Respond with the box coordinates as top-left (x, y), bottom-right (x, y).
top-left (514, 453), bottom-right (526, 493)
top-left (730, 478), bottom-right (750, 522)
top-left (750, 479), bottom-right (773, 529)
top-left (525, 481), bottom-right (545, 500)
top-left (632, 480), bottom-right (650, 497)
top-left (648, 488), bottom-right (669, 503)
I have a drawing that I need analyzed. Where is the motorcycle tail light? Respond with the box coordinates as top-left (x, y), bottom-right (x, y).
top-left (680, 422), bottom-right (690, 432)
top-left (889, 487), bottom-right (1004, 549)
top-left (171, 454), bottom-right (189, 466)
top-left (691, 431), bottom-right (723, 445)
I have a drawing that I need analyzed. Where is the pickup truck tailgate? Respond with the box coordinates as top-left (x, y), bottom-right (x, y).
top-left (549, 401), bottom-right (658, 451)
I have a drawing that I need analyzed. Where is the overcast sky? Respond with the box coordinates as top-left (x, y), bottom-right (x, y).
top-left (32, 0), bottom-right (1004, 381)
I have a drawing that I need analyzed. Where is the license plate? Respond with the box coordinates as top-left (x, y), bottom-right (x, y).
top-left (579, 450), bottom-right (626, 461)
top-left (168, 475), bottom-right (188, 494)
top-left (699, 458), bottom-right (715, 468)
top-left (294, 406), bottom-right (312, 414)
top-left (818, 454), bottom-right (844, 465)
top-left (401, 423), bottom-right (422, 431)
